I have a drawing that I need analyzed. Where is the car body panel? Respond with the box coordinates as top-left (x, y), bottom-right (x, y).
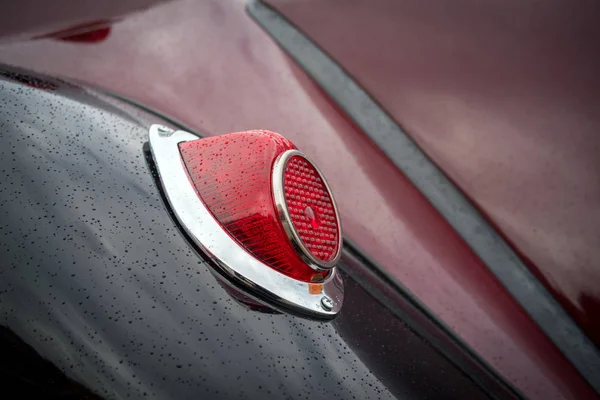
top-left (0, 71), bottom-right (497, 399)
top-left (264, 0), bottom-right (600, 348)
top-left (0, 1), bottom-right (596, 399)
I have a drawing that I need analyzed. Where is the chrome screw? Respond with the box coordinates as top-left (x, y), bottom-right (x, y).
top-left (156, 125), bottom-right (173, 137)
top-left (321, 296), bottom-right (334, 311)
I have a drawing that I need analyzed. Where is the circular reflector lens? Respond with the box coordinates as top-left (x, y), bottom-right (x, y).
top-left (277, 152), bottom-right (342, 269)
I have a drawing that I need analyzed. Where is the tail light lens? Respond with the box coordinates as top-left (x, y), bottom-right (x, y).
top-left (179, 130), bottom-right (341, 282)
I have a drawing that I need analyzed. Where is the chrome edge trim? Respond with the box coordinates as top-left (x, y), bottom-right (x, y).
top-left (148, 124), bottom-right (343, 319)
top-left (247, 0), bottom-right (600, 392)
top-left (271, 149), bottom-right (343, 271)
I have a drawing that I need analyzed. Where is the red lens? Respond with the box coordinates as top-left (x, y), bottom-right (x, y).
top-left (179, 130), bottom-right (330, 282)
top-left (283, 155), bottom-right (340, 262)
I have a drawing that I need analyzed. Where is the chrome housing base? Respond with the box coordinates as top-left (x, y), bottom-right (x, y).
top-left (148, 125), bottom-right (344, 319)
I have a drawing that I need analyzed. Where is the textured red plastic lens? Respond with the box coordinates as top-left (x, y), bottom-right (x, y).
top-left (179, 131), bottom-right (329, 282)
top-left (283, 156), bottom-right (340, 262)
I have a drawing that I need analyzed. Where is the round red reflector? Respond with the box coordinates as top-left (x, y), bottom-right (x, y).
top-left (273, 151), bottom-right (342, 270)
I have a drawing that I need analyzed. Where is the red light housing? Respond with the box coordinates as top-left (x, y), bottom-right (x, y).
top-left (179, 130), bottom-right (341, 282)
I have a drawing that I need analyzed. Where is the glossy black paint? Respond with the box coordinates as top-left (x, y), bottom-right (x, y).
top-left (0, 67), bottom-right (491, 399)
top-left (0, 326), bottom-right (102, 399)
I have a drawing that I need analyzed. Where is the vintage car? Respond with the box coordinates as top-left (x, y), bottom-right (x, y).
top-left (0, 1), bottom-right (598, 399)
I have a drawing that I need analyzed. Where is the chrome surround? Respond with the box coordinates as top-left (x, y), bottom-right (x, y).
top-left (148, 124), bottom-right (344, 319)
top-left (272, 150), bottom-right (343, 270)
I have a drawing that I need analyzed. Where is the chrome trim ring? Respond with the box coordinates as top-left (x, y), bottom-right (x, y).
top-left (272, 150), bottom-right (343, 271)
top-left (148, 124), bottom-right (344, 319)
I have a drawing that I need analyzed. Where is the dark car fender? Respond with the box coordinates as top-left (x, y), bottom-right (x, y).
top-left (0, 66), bottom-right (515, 400)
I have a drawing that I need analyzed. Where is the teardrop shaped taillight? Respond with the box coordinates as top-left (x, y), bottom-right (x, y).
top-left (148, 125), bottom-right (344, 319)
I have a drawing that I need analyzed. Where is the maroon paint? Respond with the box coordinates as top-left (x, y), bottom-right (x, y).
top-left (0, 0), bottom-right (595, 398)
top-left (0, 0), bottom-right (170, 42)
top-left (266, 0), bottom-right (600, 347)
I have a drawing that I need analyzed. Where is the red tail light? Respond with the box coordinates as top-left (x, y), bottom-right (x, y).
top-left (148, 125), bottom-right (344, 318)
top-left (179, 130), bottom-right (341, 282)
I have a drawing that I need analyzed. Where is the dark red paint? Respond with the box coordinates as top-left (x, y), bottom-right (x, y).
top-left (0, 0), bottom-right (169, 42)
top-left (266, 0), bottom-right (600, 348)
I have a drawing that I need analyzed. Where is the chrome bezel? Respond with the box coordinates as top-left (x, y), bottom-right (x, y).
top-left (148, 125), bottom-right (344, 319)
top-left (271, 150), bottom-right (343, 271)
